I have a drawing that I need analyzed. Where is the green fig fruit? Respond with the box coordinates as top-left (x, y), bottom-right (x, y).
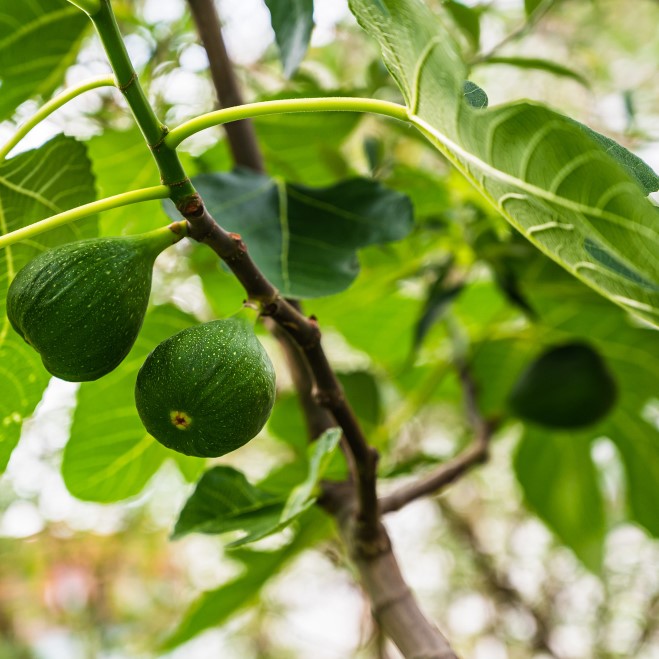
top-left (507, 342), bottom-right (617, 429)
top-left (135, 319), bottom-right (276, 458)
top-left (6, 224), bottom-right (185, 382)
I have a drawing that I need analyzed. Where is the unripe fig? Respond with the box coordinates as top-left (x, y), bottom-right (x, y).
top-left (135, 319), bottom-right (276, 458)
top-left (508, 342), bottom-right (617, 429)
top-left (7, 223), bottom-right (185, 382)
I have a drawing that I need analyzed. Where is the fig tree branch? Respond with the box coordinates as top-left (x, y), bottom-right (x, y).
top-left (0, 75), bottom-right (116, 162)
top-left (380, 364), bottom-right (495, 514)
top-left (267, 266), bottom-right (458, 659)
top-left (90, 0), bottom-right (195, 202)
top-left (272, 316), bottom-right (459, 658)
top-left (186, 0), bottom-right (264, 172)
top-left (438, 500), bottom-right (556, 655)
top-left (180, 199), bottom-right (381, 543)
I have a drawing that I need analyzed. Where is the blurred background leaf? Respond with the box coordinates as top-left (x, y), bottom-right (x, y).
top-left (0, 136), bottom-right (97, 473)
top-left (0, 0), bottom-right (88, 121)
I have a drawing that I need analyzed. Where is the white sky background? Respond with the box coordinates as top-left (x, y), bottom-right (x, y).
top-left (0, 1), bottom-right (658, 657)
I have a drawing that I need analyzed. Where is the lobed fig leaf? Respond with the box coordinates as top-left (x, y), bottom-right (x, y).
top-left (6, 224), bottom-right (184, 382)
top-left (135, 319), bottom-right (276, 458)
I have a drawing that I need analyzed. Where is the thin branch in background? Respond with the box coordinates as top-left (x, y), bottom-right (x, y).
top-left (471, 0), bottom-right (557, 65)
top-left (437, 501), bottom-right (557, 656)
top-left (380, 364), bottom-right (494, 514)
top-left (266, 316), bottom-right (337, 441)
top-left (186, 0), bottom-right (264, 172)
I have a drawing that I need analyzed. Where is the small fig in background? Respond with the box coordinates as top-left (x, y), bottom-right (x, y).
top-left (507, 342), bottom-right (617, 429)
top-left (135, 318), bottom-right (276, 458)
top-left (7, 223), bottom-right (185, 382)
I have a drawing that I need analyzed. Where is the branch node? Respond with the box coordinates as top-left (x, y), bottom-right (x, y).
top-left (148, 126), bottom-right (170, 151)
top-left (163, 176), bottom-right (192, 189)
top-left (354, 521), bottom-right (390, 559)
top-left (177, 193), bottom-right (204, 217)
top-left (116, 72), bottom-right (137, 93)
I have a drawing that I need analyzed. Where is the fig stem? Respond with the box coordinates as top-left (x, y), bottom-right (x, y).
top-left (0, 186), bottom-right (170, 250)
top-left (0, 76), bottom-right (116, 161)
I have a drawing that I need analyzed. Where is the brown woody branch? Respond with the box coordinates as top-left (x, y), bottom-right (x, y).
top-left (380, 365), bottom-right (494, 515)
top-left (181, 200), bottom-right (457, 657)
top-left (273, 317), bottom-right (458, 658)
top-left (180, 198), bottom-right (381, 545)
top-left (187, 0), bottom-right (264, 172)
top-left (183, 5), bottom-right (458, 654)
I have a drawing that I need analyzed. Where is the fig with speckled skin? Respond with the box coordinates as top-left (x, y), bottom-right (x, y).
top-left (134, 319), bottom-right (276, 458)
top-left (6, 224), bottom-right (184, 382)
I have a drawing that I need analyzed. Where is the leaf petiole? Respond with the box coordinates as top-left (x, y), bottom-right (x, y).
top-left (0, 186), bottom-right (170, 250)
top-left (0, 76), bottom-right (116, 162)
top-left (164, 97), bottom-right (410, 149)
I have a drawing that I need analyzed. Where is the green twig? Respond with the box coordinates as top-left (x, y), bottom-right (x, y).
top-left (0, 186), bottom-right (170, 249)
top-left (89, 0), bottom-right (194, 203)
top-left (165, 97), bottom-right (410, 149)
top-left (0, 76), bottom-right (116, 162)
top-left (471, 0), bottom-right (557, 64)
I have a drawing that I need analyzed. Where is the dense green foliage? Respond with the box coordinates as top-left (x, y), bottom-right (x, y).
top-left (0, 0), bottom-right (657, 656)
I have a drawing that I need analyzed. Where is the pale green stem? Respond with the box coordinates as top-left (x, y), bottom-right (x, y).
top-left (66, 0), bottom-right (102, 15)
top-left (0, 186), bottom-right (170, 249)
top-left (0, 76), bottom-right (116, 162)
top-left (165, 97), bottom-right (410, 149)
top-left (90, 1), bottom-right (193, 199)
top-left (1, 95), bottom-right (410, 245)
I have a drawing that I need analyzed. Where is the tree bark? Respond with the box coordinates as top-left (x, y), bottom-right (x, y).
top-left (185, 3), bottom-right (460, 655)
top-left (186, 0), bottom-right (264, 172)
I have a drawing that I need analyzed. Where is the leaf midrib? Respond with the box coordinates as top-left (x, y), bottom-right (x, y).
top-left (409, 112), bottom-right (658, 240)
